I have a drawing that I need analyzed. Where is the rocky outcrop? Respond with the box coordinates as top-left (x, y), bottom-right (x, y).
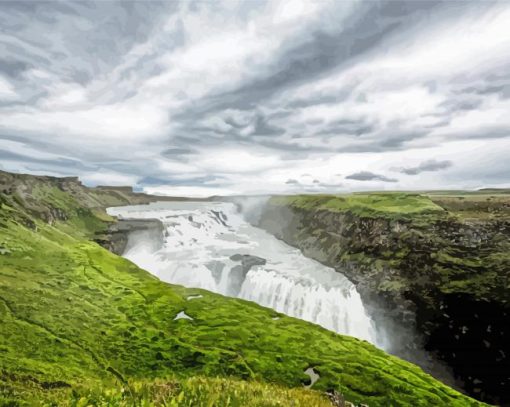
top-left (258, 197), bottom-right (510, 406)
top-left (95, 219), bottom-right (164, 255)
top-left (228, 254), bottom-right (267, 296)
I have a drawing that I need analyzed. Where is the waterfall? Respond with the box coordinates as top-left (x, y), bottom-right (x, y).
top-left (108, 201), bottom-right (382, 347)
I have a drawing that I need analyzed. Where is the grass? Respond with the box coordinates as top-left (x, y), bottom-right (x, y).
top-left (427, 193), bottom-right (510, 220)
top-left (271, 193), bottom-right (446, 219)
top-left (0, 173), bottom-right (488, 406)
top-left (4, 376), bottom-right (335, 406)
top-left (0, 218), bottom-right (484, 406)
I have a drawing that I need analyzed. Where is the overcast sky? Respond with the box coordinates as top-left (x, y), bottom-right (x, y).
top-left (1, 0), bottom-right (509, 196)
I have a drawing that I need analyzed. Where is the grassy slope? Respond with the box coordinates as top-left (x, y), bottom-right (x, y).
top-left (0, 179), bottom-right (486, 406)
top-left (36, 377), bottom-right (335, 406)
top-left (272, 191), bottom-right (510, 220)
top-left (270, 193), bottom-right (446, 219)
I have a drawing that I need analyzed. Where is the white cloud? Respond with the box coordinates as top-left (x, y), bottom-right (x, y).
top-left (1, 1), bottom-right (509, 194)
top-left (144, 185), bottom-right (235, 198)
top-left (79, 171), bottom-right (141, 187)
top-left (196, 149), bottom-right (282, 174)
top-left (0, 102), bottom-right (168, 142)
top-left (0, 76), bottom-right (18, 100)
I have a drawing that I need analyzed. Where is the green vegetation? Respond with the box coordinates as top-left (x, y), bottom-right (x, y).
top-left (271, 191), bottom-right (510, 222)
top-left (6, 376), bottom-right (334, 407)
top-left (271, 193), bottom-right (446, 219)
top-left (427, 193), bottom-right (510, 220)
top-left (0, 172), bottom-right (488, 406)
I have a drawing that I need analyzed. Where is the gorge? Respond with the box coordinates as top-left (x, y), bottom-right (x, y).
top-left (107, 193), bottom-right (510, 406)
top-left (107, 201), bottom-right (383, 348)
top-left (0, 170), bottom-right (504, 406)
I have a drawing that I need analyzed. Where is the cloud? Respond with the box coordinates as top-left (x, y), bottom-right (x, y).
top-left (144, 185), bottom-right (235, 198)
top-left (0, 76), bottom-right (18, 100)
top-left (396, 159), bottom-right (453, 175)
top-left (285, 179), bottom-right (299, 185)
top-left (251, 115), bottom-right (286, 137)
top-left (345, 171), bottom-right (398, 183)
top-left (0, 0), bottom-right (509, 195)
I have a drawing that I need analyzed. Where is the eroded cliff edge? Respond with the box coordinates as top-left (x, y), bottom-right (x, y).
top-left (257, 193), bottom-right (510, 406)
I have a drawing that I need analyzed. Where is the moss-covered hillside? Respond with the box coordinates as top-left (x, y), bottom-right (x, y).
top-left (260, 192), bottom-right (510, 405)
top-left (269, 193), bottom-right (446, 219)
top-left (0, 172), bottom-right (487, 406)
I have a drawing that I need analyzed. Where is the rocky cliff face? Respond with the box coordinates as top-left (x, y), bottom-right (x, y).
top-left (258, 194), bottom-right (510, 406)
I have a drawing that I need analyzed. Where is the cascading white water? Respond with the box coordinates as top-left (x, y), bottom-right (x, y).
top-left (108, 201), bottom-right (383, 347)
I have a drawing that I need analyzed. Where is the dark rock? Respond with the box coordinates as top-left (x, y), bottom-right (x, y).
top-left (229, 254), bottom-right (267, 272)
top-left (96, 219), bottom-right (164, 255)
top-left (227, 255), bottom-right (267, 296)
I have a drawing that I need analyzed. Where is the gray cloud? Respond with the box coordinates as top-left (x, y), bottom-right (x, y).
top-left (396, 159), bottom-right (453, 175)
top-left (0, 149), bottom-right (94, 172)
top-left (446, 126), bottom-right (510, 141)
top-left (285, 179), bottom-right (299, 185)
top-left (346, 171), bottom-right (398, 182)
top-left (140, 174), bottom-right (222, 186)
top-left (459, 75), bottom-right (510, 99)
top-left (251, 115), bottom-right (285, 137)
top-left (286, 94), bottom-right (339, 109)
top-left (0, 59), bottom-right (31, 78)
top-left (318, 118), bottom-right (374, 137)
top-left (0, 1), bottom-right (176, 78)
top-left (162, 147), bottom-right (198, 158)
top-left (335, 129), bottom-right (430, 153)
top-left (187, 0), bottom-right (452, 116)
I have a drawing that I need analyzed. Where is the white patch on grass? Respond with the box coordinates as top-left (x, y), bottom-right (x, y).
top-left (304, 367), bottom-right (320, 388)
top-left (174, 311), bottom-right (193, 321)
top-left (186, 295), bottom-right (203, 300)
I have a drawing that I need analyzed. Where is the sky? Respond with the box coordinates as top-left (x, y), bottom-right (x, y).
top-left (1, 0), bottom-right (510, 197)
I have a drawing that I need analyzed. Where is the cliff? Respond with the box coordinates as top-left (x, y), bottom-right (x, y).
top-left (258, 192), bottom-right (510, 406)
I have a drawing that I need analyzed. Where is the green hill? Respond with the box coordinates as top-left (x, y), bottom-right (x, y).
top-left (0, 171), bottom-right (487, 406)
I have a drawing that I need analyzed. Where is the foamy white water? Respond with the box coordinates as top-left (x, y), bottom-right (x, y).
top-left (108, 201), bottom-right (382, 346)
